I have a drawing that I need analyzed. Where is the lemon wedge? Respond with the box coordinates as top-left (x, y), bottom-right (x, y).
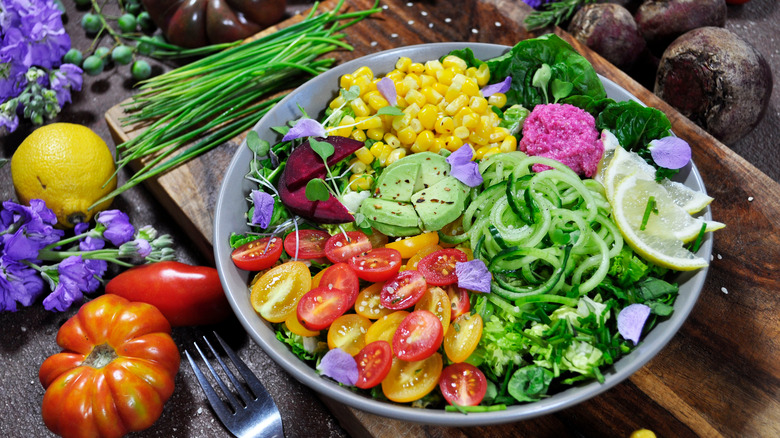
top-left (611, 174), bottom-right (713, 271)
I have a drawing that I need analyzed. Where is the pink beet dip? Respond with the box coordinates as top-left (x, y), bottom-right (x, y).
top-left (519, 103), bottom-right (604, 177)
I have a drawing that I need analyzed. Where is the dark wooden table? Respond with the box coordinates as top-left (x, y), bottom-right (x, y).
top-left (1, 1), bottom-right (779, 437)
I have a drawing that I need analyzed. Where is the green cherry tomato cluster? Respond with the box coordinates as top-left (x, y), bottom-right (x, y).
top-left (70, 0), bottom-right (156, 80)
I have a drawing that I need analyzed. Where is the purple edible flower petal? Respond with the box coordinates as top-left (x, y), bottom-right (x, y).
top-left (481, 76), bottom-right (512, 97)
top-left (446, 144), bottom-right (483, 187)
top-left (250, 190), bottom-right (274, 228)
top-left (376, 77), bottom-right (397, 107)
top-left (282, 118), bottom-right (327, 141)
top-left (316, 348), bottom-right (358, 386)
top-left (42, 255), bottom-right (94, 311)
top-left (617, 303), bottom-right (652, 345)
top-left (97, 210), bottom-right (135, 247)
top-left (648, 137), bottom-right (691, 170)
top-left (455, 259), bottom-right (491, 293)
top-left (0, 256), bottom-right (45, 311)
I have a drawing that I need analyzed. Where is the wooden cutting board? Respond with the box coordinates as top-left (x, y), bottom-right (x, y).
top-left (106, 0), bottom-right (780, 436)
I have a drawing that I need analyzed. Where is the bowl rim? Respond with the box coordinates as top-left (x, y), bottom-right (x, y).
top-left (213, 42), bottom-right (712, 426)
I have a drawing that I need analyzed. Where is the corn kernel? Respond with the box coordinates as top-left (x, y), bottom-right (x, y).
top-left (329, 115), bottom-right (355, 137)
top-left (378, 147), bottom-right (392, 166)
top-left (469, 96), bottom-right (488, 114)
top-left (403, 102), bottom-right (420, 117)
top-left (420, 74), bottom-right (436, 88)
top-left (355, 146), bottom-right (374, 164)
top-left (409, 62), bottom-right (425, 74)
top-left (442, 55), bottom-right (468, 73)
top-left (367, 92), bottom-right (390, 111)
top-left (444, 135), bottom-right (463, 152)
top-left (395, 57), bottom-right (412, 72)
top-left (354, 75), bottom-right (373, 96)
top-left (488, 92), bottom-right (507, 108)
top-left (386, 148), bottom-right (407, 165)
top-left (366, 127), bottom-right (385, 141)
top-left (469, 131), bottom-right (489, 146)
top-left (420, 87), bottom-right (443, 105)
top-left (465, 66), bottom-right (478, 79)
top-left (409, 118), bottom-right (423, 134)
top-left (453, 107), bottom-right (473, 126)
top-left (474, 145), bottom-right (492, 160)
top-left (386, 69), bottom-right (405, 82)
top-left (352, 66), bottom-right (374, 79)
top-left (475, 63), bottom-right (490, 86)
top-left (397, 126), bottom-right (417, 145)
top-left (477, 116), bottom-right (493, 137)
top-left (461, 77), bottom-right (480, 96)
top-left (453, 126), bottom-right (471, 139)
top-left (436, 68), bottom-right (455, 86)
top-left (356, 116), bottom-right (382, 130)
top-left (461, 112), bottom-right (479, 129)
top-left (445, 94), bottom-right (469, 116)
top-left (489, 126), bottom-right (509, 143)
top-left (432, 81), bottom-right (449, 96)
top-left (351, 129), bottom-right (367, 142)
top-left (413, 130), bottom-right (435, 152)
top-left (482, 146), bottom-right (501, 158)
top-left (349, 173), bottom-right (373, 191)
top-left (434, 116), bottom-right (454, 135)
top-left (392, 111), bottom-right (413, 132)
top-left (395, 79), bottom-right (410, 97)
top-left (500, 135), bottom-right (517, 153)
top-left (418, 104), bottom-right (439, 130)
top-left (424, 60), bottom-right (443, 75)
top-left (349, 158), bottom-right (367, 174)
top-left (430, 138), bottom-right (446, 153)
top-left (340, 74), bottom-right (354, 89)
top-left (405, 89), bottom-right (427, 108)
top-left (329, 95), bottom-right (346, 110)
top-left (384, 133), bottom-right (401, 149)
top-left (350, 97), bottom-right (371, 117)
top-left (370, 141), bottom-right (390, 158)
top-left (402, 75), bottom-right (420, 91)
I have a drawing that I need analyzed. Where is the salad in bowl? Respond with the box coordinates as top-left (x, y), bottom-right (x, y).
top-left (214, 35), bottom-right (721, 425)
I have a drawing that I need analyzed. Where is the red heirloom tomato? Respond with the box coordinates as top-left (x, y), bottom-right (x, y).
top-left (106, 261), bottom-right (230, 326)
top-left (417, 248), bottom-right (468, 286)
top-left (39, 294), bottom-right (180, 438)
top-left (439, 362), bottom-right (487, 406)
top-left (231, 236), bottom-right (284, 271)
top-left (141, 0), bottom-right (287, 48)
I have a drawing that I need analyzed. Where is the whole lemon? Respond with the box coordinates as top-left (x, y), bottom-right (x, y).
top-left (11, 123), bottom-right (118, 228)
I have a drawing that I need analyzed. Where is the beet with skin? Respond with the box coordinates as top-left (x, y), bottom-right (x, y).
top-left (568, 3), bottom-right (646, 70)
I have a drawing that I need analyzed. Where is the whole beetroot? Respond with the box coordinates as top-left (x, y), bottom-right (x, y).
top-left (635, 0), bottom-right (727, 51)
top-left (654, 27), bottom-right (773, 145)
top-left (568, 3), bottom-right (646, 69)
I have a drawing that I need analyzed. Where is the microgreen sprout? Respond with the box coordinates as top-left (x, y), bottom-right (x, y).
top-left (640, 196), bottom-right (658, 231)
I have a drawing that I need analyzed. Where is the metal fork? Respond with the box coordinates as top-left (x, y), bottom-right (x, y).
top-left (186, 332), bottom-right (284, 438)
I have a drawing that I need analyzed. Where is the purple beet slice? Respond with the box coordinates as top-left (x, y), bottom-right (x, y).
top-left (283, 136), bottom-right (364, 190)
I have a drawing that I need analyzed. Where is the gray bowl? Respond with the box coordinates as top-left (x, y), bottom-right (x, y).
top-left (214, 43), bottom-right (712, 426)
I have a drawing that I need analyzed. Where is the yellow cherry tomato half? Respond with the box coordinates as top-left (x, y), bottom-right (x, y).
top-left (327, 314), bottom-right (372, 356)
top-left (365, 310), bottom-right (409, 353)
top-left (405, 244), bottom-right (443, 271)
top-left (250, 261), bottom-right (311, 323)
top-left (355, 282), bottom-right (393, 320)
top-left (381, 353), bottom-right (443, 403)
top-left (385, 232), bottom-right (439, 259)
top-left (285, 313), bottom-right (320, 337)
top-left (443, 312), bottom-right (483, 363)
top-left (414, 286), bottom-right (452, 335)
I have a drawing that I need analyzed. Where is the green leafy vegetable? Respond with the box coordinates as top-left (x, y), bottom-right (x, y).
top-left (305, 178), bottom-right (331, 202)
top-left (507, 365), bottom-right (554, 402)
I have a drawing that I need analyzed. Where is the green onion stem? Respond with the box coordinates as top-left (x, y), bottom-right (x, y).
top-left (91, 0), bottom-right (381, 209)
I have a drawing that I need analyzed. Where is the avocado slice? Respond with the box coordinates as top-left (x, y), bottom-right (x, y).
top-left (383, 152), bottom-right (450, 193)
top-left (359, 198), bottom-right (421, 236)
top-left (411, 177), bottom-right (467, 231)
top-left (374, 161), bottom-right (420, 202)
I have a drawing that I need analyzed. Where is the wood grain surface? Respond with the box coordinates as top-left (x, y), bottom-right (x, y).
top-left (106, 0), bottom-right (780, 436)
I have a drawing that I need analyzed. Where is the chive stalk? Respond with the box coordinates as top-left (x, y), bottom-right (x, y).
top-left (91, 0), bottom-right (381, 209)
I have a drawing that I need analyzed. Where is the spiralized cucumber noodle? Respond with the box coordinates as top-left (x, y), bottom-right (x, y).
top-left (447, 151), bottom-right (623, 307)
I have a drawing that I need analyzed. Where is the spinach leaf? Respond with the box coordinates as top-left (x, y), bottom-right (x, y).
top-left (482, 34), bottom-right (606, 109)
top-left (507, 365), bottom-right (554, 402)
top-left (596, 100), bottom-right (672, 151)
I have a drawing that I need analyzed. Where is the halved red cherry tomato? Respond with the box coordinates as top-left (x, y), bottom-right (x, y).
top-left (392, 310), bottom-right (443, 362)
top-left (324, 231), bottom-right (373, 263)
top-left (283, 229), bottom-right (331, 259)
top-left (439, 362), bottom-right (487, 406)
top-left (231, 237), bottom-right (283, 271)
top-left (348, 247), bottom-right (402, 282)
top-left (380, 269), bottom-right (427, 310)
top-left (319, 262), bottom-right (360, 308)
top-left (446, 286), bottom-right (471, 320)
top-left (354, 340), bottom-right (393, 389)
top-left (296, 286), bottom-right (351, 331)
top-left (417, 248), bottom-right (468, 286)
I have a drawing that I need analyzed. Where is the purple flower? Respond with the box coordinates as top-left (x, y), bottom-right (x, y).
top-left (376, 77), bottom-right (397, 107)
top-left (317, 348), bottom-right (358, 386)
top-left (446, 144), bottom-right (483, 187)
top-left (455, 259), bottom-right (492, 293)
top-left (97, 210), bottom-right (135, 246)
top-left (250, 190), bottom-right (274, 228)
top-left (42, 256), bottom-right (95, 311)
top-left (282, 118), bottom-right (327, 142)
top-left (0, 106), bottom-right (20, 133)
top-left (617, 303), bottom-right (652, 345)
top-left (50, 63), bottom-right (83, 106)
top-left (0, 199), bottom-right (63, 254)
top-left (481, 76), bottom-right (512, 97)
top-left (0, 256), bottom-right (45, 311)
top-left (2, 229), bottom-right (42, 261)
top-left (79, 235), bottom-right (107, 279)
top-left (523, 0), bottom-right (552, 9)
top-left (648, 137), bottom-right (691, 170)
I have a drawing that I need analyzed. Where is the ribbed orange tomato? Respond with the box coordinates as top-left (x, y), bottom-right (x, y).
top-left (39, 295), bottom-right (180, 438)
